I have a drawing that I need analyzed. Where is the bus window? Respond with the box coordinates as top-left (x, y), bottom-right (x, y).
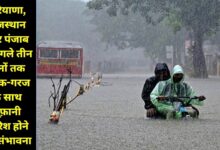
top-left (61, 50), bottom-right (79, 59)
top-left (40, 49), bottom-right (58, 58)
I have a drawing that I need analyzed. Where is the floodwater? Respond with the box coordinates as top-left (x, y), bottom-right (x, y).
top-left (37, 74), bottom-right (220, 150)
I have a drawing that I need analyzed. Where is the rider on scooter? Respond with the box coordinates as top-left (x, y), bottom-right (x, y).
top-left (150, 65), bottom-right (206, 119)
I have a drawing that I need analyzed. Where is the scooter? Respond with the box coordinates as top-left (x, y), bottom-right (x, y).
top-left (157, 96), bottom-right (206, 119)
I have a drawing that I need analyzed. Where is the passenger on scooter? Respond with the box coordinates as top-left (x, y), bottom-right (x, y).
top-left (141, 63), bottom-right (170, 119)
top-left (150, 65), bottom-right (206, 119)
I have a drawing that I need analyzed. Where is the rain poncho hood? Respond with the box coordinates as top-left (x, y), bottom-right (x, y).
top-left (171, 65), bottom-right (184, 83)
top-left (154, 63), bottom-right (171, 80)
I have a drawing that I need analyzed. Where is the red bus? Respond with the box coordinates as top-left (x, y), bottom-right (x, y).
top-left (36, 41), bottom-right (83, 78)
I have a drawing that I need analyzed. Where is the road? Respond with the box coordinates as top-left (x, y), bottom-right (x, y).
top-left (37, 74), bottom-right (220, 150)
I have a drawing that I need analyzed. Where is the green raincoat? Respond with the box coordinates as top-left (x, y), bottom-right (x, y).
top-left (150, 65), bottom-right (203, 119)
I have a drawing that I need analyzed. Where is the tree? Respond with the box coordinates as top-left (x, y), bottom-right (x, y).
top-left (87, 0), bottom-right (220, 78)
top-left (86, 6), bottom-right (185, 64)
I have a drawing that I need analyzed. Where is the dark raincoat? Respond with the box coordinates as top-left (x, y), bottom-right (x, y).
top-left (141, 63), bottom-right (170, 110)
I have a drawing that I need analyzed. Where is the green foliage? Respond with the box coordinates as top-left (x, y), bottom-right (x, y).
top-left (87, 0), bottom-right (220, 77)
top-left (165, 11), bottom-right (182, 33)
top-left (87, 0), bottom-right (220, 37)
top-left (86, 8), bottom-right (184, 60)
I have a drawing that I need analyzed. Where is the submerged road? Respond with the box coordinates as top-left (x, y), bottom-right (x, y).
top-left (37, 74), bottom-right (220, 150)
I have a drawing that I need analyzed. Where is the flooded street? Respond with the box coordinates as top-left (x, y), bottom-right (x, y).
top-left (37, 74), bottom-right (220, 150)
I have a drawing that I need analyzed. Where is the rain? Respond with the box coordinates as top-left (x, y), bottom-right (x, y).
top-left (37, 0), bottom-right (220, 149)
